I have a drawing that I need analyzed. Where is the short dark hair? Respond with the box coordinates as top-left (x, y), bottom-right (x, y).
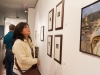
top-left (9, 24), bottom-right (15, 30)
top-left (13, 22), bottom-right (32, 43)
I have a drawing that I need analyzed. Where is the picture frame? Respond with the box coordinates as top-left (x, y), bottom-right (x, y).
top-left (40, 26), bottom-right (44, 41)
top-left (55, 0), bottom-right (64, 30)
top-left (54, 35), bottom-right (63, 64)
top-left (47, 35), bottom-right (53, 57)
top-left (80, 1), bottom-right (100, 57)
top-left (35, 46), bottom-right (39, 58)
top-left (48, 8), bottom-right (54, 31)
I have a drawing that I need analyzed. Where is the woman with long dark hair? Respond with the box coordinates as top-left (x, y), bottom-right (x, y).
top-left (12, 22), bottom-right (40, 75)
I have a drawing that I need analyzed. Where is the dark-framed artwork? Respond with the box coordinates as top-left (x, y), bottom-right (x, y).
top-left (80, 1), bottom-right (100, 57)
top-left (48, 8), bottom-right (54, 31)
top-left (35, 46), bottom-right (39, 58)
top-left (55, 0), bottom-right (64, 30)
top-left (40, 26), bottom-right (44, 41)
top-left (47, 35), bottom-right (53, 57)
top-left (54, 35), bottom-right (63, 64)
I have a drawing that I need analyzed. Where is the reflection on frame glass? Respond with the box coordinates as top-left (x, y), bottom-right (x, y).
top-left (55, 0), bottom-right (64, 30)
top-left (40, 26), bottom-right (44, 41)
top-left (48, 8), bottom-right (54, 31)
top-left (80, 1), bottom-right (100, 57)
top-left (47, 35), bottom-right (53, 57)
top-left (54, 35), bottom-right (63, 64)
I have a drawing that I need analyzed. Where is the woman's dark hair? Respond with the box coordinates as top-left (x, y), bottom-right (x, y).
top-left (13, 22), bottom-right (32, 43)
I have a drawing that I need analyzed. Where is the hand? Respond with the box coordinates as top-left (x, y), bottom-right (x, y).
top-left (37, 59), bottom-right (40, 66)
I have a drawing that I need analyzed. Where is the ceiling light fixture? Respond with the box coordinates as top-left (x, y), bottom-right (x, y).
top-left (25, 11), bottom-right (27, 13)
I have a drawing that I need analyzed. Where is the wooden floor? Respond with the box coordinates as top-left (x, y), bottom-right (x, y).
top-left (0, 50), bottom-right (6, 75)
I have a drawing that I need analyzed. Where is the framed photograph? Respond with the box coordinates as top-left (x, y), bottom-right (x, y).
top-left (54, 35), bottom-right (63, 64)
top-left (55, 0), bottom-right (64, 30)
top-left (47, 35), bottom-right (53, 57)
top-left (48, 8), bottom-right (54, 31)
top-left (80, 1), bottom-right (100, 57)
top-left (40, 26), bottom-right (44, 41)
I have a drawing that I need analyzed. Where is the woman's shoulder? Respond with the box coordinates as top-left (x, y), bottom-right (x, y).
top-left (15, 39), bottom-right (23, 42)
top-left (14, 39), bottom-right (24, 44)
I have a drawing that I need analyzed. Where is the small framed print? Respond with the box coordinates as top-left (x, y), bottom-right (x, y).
top-left (48, 8), bottom-right (54, 31)
top-left (47, 35), bottom-right (53, 57)
top-left (54, 35), bottom-right (63, 64)
top-left (40, 26), bottom-right (44, 41)
top-left (55, 0), bottom-right (64, 30)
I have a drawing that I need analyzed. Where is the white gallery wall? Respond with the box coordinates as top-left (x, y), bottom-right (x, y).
top-left (29, 0), bottom-right (100, 75)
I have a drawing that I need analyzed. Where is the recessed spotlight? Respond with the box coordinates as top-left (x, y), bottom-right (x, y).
top-left (25, 11), bottom-right (27, 13)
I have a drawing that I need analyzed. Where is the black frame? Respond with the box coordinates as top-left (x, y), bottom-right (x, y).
top-left (48, 8), bottom-right (54, 31)
top-left (55, 0), bottom-right (64, 30)
top-left (80, 0), bottom-right (100, 57)
top-left (54, 35), bottom-right (63, 64)
top-left (47, 35), bottom-right (53, 57)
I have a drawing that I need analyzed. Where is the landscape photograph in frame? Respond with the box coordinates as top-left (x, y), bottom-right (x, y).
top-left (80, 1), bottom-right (100, 57)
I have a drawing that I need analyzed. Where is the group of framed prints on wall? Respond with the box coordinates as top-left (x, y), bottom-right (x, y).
top-left (47, 0), bottom-right (64, 64)
top-left (47, 35), bottom-right (63, 64)
top-left (48, 0), bottom-right (64, 31)
top-left (80, 0), bottom-right (100, 57)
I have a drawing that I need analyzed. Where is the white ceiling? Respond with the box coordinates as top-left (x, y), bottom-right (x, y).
top-left (0, 0), bottom-right (38, 19)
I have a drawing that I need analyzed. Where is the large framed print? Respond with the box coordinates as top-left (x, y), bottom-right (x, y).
top-left (47, 35), bottom-right (53, 57)
top-left (54, 35), bottom-right (62, 64)
top-left (55, 0), bottom-right (64, 30)
top-left (80, 1), bottom-right (100, 57)
top-left (40, 26), bottom-right (44, 41)
top-left (48, 8), bottom-right (54, 31)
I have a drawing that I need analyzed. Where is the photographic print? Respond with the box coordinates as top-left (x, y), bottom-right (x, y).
top-left (47, 35), bottom-right (53, 57)
top-left (48, 8), bottom-right (54, 31)
top-left (80, 1), bottom-right (100, 57)
top-left (55, 0), bottom-right (64, 30)
top-left (40, 26), bottom-right (44, 41)
top-left (54, 35), bottom-right (63, 64)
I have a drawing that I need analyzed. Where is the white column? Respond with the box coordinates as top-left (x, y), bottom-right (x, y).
top-left (28, 8), bottom-right (36, 41)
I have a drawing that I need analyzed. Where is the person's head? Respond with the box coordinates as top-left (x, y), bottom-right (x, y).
top-left (13, 22), bottom-right (31, 41)
top-left (9, 24), bottom-right (15, 31)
